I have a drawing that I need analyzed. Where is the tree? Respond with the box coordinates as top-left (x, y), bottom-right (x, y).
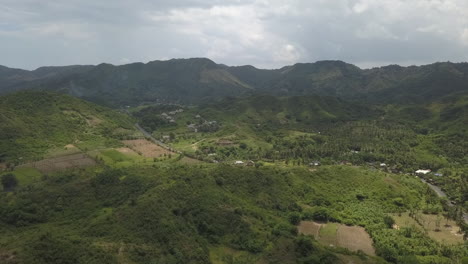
top-left (383, 215), bottom-right (395, 228)
top-left (1, 173), bottom-right (18, 191)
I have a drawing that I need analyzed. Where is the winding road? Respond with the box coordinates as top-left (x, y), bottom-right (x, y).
top-left (421, 179), bottom-right (468, 224)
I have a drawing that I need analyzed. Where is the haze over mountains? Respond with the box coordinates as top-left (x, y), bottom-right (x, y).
top-left (1, 58), bottom-right (468, 107)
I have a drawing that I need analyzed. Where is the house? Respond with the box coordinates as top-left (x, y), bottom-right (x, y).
top-left (415, 169), bottom-right (431, 175)
top-left (234, 160), bottom-right (244, 165)
top-left (380, 163), bottom-right (387, 167)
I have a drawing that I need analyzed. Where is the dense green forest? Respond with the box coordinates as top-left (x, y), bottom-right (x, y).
top-left (1, 164), bottom-right (466, 263)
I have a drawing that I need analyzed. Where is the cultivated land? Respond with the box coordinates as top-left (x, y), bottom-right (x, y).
top-left (393, 212), bottom-right (464, 244)
top-left (298, 221), bottom-right (376, 256)
top-left (122, 139), bottom-right (174, 158)
top-left (17, 153), bottom-right (96, 174)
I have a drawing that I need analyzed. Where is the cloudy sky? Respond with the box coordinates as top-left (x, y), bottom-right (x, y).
top-left (1, 0), bottom-right (468, 70)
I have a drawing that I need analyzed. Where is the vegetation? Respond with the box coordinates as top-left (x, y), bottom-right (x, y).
top-left (1, 163), bottom-right (465, 263)
top-left (0, 91), bottom-right (134, 163)
top-left (2, 59), bottom-right (468, 106)
top-left (0, 78), bottom-right (467, 263)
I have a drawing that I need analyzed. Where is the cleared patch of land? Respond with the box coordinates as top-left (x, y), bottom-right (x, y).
top-left (297, 221), bottom-right (322, 238)
top-left (116, 147), bottom-right (139, 156)
top-left (17, 153), bottom-right (96, 173)
top-left (298, 221), bottom-right (375, 256)
top-left (179, 156), bottom-right (203, 164)
top-left (393, 212), bottom-right (463, 244)
top-left (336, 225), bottom-right (375, 256)
top-left (123, 139), bottom-right (173, 158)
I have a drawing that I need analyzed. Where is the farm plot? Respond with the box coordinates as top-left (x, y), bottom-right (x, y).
top-left (297, 221), bottom-right (322, 238)
top-left (17, 153), bottom-right (96, 173)
top-left (393, 213), bottom-right (463, 244)
top-left (298, 221), bottom-right (375, 256)
top-left (122, 139), bottom-right (173, 158)
top-left (336, 225), bottom-right (375, 256)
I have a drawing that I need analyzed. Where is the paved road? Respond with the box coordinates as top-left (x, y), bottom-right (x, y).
top-left (421, 179), bottom-right (468, 224)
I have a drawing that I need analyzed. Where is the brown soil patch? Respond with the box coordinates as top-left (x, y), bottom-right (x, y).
top-left (298, 222), bottom-right (375, 256)
top-left (0, 249), bottom-right (17, 264)
top-left (65, 144), bottom-right (77, 149)
top-left (123, 139), bottom-right (173, 158)
top-left (337, 225), bottom-right (375, 256)
top-left (298, 221), bottom-right (322, 238)
top-left (18, 153), bottom-right (96, 173)
top-left (116, 147), bottom-right (138, 155)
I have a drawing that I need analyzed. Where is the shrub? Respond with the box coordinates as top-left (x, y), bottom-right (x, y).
top-left (1, 173), bottom-right (18, 191)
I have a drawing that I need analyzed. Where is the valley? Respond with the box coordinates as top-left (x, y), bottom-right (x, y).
top-left (0, 60), bottom-right (467, 264)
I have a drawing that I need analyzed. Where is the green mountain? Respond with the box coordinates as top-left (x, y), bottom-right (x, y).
top-left (1, 59), bottom-right (468, 107)
top-left (0, 91), bottom-right (134, 162)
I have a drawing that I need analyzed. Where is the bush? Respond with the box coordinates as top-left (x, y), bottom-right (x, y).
top-left (288, 212), bottom-right (302, 225)
top-left (383, 215), bottom-right (395, 228)
top-left (1, 173), bottom-right (18, 191)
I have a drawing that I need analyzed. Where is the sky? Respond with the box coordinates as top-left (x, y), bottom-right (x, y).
top-left (1, 0), bottom-right (468, 70)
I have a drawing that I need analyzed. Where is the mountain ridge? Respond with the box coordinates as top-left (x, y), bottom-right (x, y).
top-left (1, 58), bottom-right (468, 107)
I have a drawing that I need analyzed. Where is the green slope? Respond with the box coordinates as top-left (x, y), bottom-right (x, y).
top-left (1, 164), bottom-right (464, 263)
top-left (0, 91), bottom-right (134, 162)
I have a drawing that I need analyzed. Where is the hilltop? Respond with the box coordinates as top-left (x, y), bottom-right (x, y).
top-left (1, 59), bottom-right (468, 106)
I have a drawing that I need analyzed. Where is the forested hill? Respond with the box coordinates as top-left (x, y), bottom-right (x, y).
top-left (0, 91), bottom-right (133, 162)
top-left (1, 59), bottom-right (468, 106)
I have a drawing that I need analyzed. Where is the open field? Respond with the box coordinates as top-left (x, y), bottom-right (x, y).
top-left (336, 225), bottom-right (375, 256)
top-left (123, 139), bottom-right (174, 158)
top-left (393, 213), bottom-right (464, 244)
top-left (297, 221), bottom-right (322, 238)
top-left (298, 221), bottom-right (375, 256)
top-left (0, 167), bottom-right (42, 189)
top-left (17, 153), bottom-right (96, 173)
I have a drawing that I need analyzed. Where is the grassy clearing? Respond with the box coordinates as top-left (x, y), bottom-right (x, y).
top-left (318, 223), bottom-right (338, 246)
top-left (0, 167), bottom-right (42, 188)
top-left (393, 212), bottom-right (464, 244)
top-left (209, 246), bottom-right (258, 264)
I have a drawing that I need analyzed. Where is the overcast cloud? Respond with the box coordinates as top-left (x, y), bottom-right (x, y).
top-left (1, 0), bottom-right (468, 70)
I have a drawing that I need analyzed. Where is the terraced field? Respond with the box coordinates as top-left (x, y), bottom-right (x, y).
top-left (298, 221), bottom-right (375, 256)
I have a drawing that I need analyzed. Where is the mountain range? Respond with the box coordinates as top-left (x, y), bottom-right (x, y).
top-left (1, 58), bottom-right (468, 107)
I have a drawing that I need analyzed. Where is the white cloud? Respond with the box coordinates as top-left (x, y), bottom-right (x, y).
top-left (1, 0), bottom-right (468, 69)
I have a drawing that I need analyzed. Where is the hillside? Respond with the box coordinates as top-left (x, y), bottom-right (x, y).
top-left (0, 91), bottom-right (134, 163)
top-left (1, 59), bottom-right (468, 106)
top-left (1, 163), bottom-right (465, 263)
